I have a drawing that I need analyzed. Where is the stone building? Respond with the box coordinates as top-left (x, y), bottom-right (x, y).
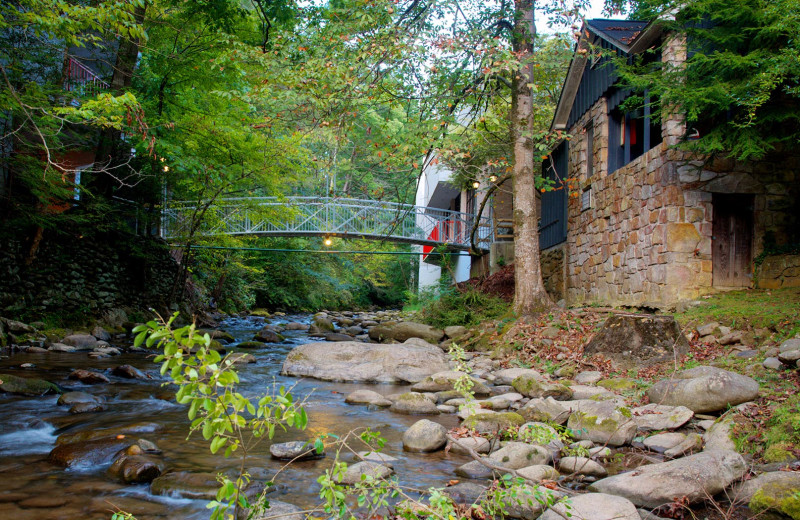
top-left (539, 19), bottom-right (800, 308)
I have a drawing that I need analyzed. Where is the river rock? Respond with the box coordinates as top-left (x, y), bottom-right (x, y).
top-left (410, 371), bottom-right (491, 396)
top-left (338, 461), bottom-right (393, 485)
top-left (642, 432), bottom-right (686, 453)
top-left (62, 334), bottom-right (100, 349)
top-left (1, 318), bottom-right (36, 333)
top-left (344, 389), bottom-right (392, 407)
top-left (631, 404), bottom-right (693, 431)
top-left (663, 433), bottom-right (703, 459)
top-left (518, 397), bottom-right (570, 425)
top-left (49, 343), bottom-right (77, 353)
top-left (444, 325), bottom-right (467, 339)
top-left (356, 451), bottom-right (398, 465)
top-left (462, 411), bottom-right (525, 434)
top-left (566, 401), bottom-right (637, 447)
top-left (109, 448), bottom-right (163, 483)
top-left (309, 316), bottom-right (335, 335)
top-left (454, 460), bottom-right (498, 479)
top-left (112, 364), bottom-right (147, 379)
top-left (254, 328), bottom-right (284, 343)
top-left (540, 493), bottom-right (639, 520)
top-left (590, 450), bottom-right (747, 508)
top-left (512, 374), bottom-right (572, 400)
top-left (516, 464), bottom-right (560, 483)
top-left (570, 385), bottom-right (614, 400)
top-left (282, 341), bottom-right (449, 383)
top-left (70, 402), bottom-right (106, 414)
top-left (505, 485), bottom-right (566, 520)
top-left (442, 482), bottom-right (489, 506)
top-left (732, 471), bottom-right (800, 517)
top-left (389, 392), bottom-right (440, 415)
top-left (284, 322), bottom-right (309, 331)
top-left (237, 341), bottom-right (266, 349)
top-left (49, 437), bottom-right (134, 468)
top-left (494, 368), bottom-right (544, 386)
top-left (68, 369), bottom-right (110, 385)
top-left (583, 315), bottom-right (689, 368)
top-left (368, 321), bottom-right (444, 344)
top-left (151, 471), bottom-right (221, 500)
top-left (402, 419), bottom-right (447, 452)
top-left (703, 415), bottom-right (736, 452)
top-left (91, 326), bottom-right (112, 342)
top-left (489, 442), bottom-right (549, 469)
top-left (269, 441), bottom-right (323, 461)
top-left (227, 352), bottom-right (256, 365)
top-left (58, 391), bottom-right (102, 406)
top-left (56, 422), bottom-right (162, 446)
top-left (646, 367), bottom-right (759, 413)
top-left (245, 500), bottom-right (305, 520)
top-left (575, 371), bottom-right (604, 385)
top-left (0, 373), bottom-right (61, 395)
top-left (559, 456), bottom-right (608, 477)
top-left (447, 436), bottom-right (491, 455)
top-left (325, 333), bottom-right (353, 342)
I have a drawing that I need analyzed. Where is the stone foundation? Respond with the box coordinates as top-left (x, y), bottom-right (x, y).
top-left (541, 244), bottom-right (566, 303)
top-left (756, 254), bottom-right (800, 289)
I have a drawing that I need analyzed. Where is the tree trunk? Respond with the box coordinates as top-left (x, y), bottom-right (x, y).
top-left (511, 0), bottom-right (551, 315)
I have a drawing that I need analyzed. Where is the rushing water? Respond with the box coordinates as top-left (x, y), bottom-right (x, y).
top-left (0, 314), bottom-right (470, 520)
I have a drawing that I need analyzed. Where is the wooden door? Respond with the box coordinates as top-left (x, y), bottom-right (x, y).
top-left (712, 194), bottom-right (754, 287)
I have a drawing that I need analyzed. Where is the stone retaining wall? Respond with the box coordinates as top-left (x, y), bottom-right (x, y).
top-left (756, 254), bottom-right (800, 289)
top-left (541, 243), bottom-right (566, 303)
top-left (0, 230), bottom-right (179, 320)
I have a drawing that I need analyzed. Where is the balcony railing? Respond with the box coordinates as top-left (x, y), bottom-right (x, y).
top-left (63, 57), bottom-right (109, 97)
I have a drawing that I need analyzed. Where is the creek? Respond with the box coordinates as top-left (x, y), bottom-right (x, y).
top-left (0, 314), bottom-right (468, 520)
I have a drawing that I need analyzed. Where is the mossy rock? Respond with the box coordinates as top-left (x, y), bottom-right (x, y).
top-left (750, 481), bottom-right (800, 520)
top-left (249, 309), bottom-right (271, 318)
top-left (0, 374), bottom-right (62, 396)
top-left (237, 340), bottom-right (266, 349)
top-left (764, 442), bottom-right (796, 463)
top-left (512, 374), bottom-right (572, 400)
top-left (462, 412), bottom-right (525, 434)
top-left (597, 378), bottom-right (638, 392)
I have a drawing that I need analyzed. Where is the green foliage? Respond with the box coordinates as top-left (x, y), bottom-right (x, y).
top-left (416, 287), bottom-right (510, 328)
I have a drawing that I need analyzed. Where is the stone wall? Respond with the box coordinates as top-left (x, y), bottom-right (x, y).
top-left (563, 96), bottom-right (800, 308)
top-left (756, 255), bottom-right (800, 289)
top-left (0, 230), bottom-right (180, 320)
top-left (541, 244), bottom-right (566, 303)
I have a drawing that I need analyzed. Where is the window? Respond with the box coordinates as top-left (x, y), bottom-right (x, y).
top-left (608, 92), bottom-right (662, 174)
top-left (581, 186), bottom-right (593, 212)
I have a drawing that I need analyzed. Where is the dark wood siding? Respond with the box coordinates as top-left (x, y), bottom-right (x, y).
top-left (540, 141), bottom-right (569, 250)
top-left (567, 39), bottom-right (627, 129)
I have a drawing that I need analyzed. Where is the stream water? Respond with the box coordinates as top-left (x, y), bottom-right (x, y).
top-left (0, 314), bottom-right (469, 520)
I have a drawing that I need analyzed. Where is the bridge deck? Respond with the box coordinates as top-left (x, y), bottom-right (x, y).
top-left (161, 197), bottom-right (493, 250)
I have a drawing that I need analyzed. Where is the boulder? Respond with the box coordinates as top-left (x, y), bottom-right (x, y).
top-left (1, 318), bottom-right (36, 333)
top-left (441, 482), bottom-right (489, 506)
top-left (49, 437), bottom-right (133, 468)
top-left (663, 433), bottom-right (703, 459)
top-left (583, 315), bottom-right (689, 368)
top-left (368, 321), bottom-right (444, 344)
top-left (58, 391), bottom-right (102, 406)
top-left (338, 461), bottom-right (393, 485)
top-left (455, 460), bottom-right (498, 480)
top-left (389, 392), bottom-right (440, 415)
top-left (356, 451), bottom-right (398, 465)
top-left (62, 334), bottom-right (100, 349)
top-left (505, 485), bottom-right (565, 520)
top-left (566, 401), bottom-right (637, 447)
top-left (646, 367), bottom-right (759, 413)
top-left (49, 343), bottom-right (77, 353)
top-left (227, 353), bottom-right (256, 365)
top-left (284, 322), bottom-right (309, 331)
top-left (447, 436), bottom-right (491, 455)
top-left (91, 326), bottom-right (112, 342)
top-left (518, 398), bottom-right (570, 425)
top-left (559, 456), bottom-right (608, 477)
top-left (631, 404), bottom-right (693, 431)
top-left (68, 369), bottom-right (110, 385)
top-left (575, 371), bottom-right (604, 385)
top-left (236, 341), bottom-right (266, 349)
top-left (281, 341), bottom-right (449, 383)
top-left (402, 419), bottom-right (447, 452)
top-left (242, 500), bottom-right (305, 520)
top-left (642, 433), bottom-right (686, 453)
top-left (516, 464), bottom-right (560, 483)
top-left (462, 411), bottom-right (525, 434)
top-left (325, 333), bottom-right (353, 342)
top-left (112, 365), bottom-right (147, 379)
top-left (0, 373), bottom-right (61, 396)
top-left (444, 325), bottom-right (467, 339)
top-left (109, 448), bottom-right (163, 483)
top-left (344, 390), bottom-right (392, 407)
top-left (269, 441), bottom-right (323, 461)
top-left (512, 374), bottom-right (572, 400)
top-left (732, 471), bottom-right (800, 519)
top-left (539, 493), bottom-right (639, 520)
top-left (703, 415), bottom-right (736, 452)
top-left (254, 328), bottom-right (284, 343)
top-left (494, 368), bottom-right (544, 386)
top-left (56, 422), bottom-right (162, 446)
top-left (151, 471), bottom-right (221, 500)
top-left (411, 371), bottom-right (491, 396)
top-left (590, 450), bottom-right (747, 508)
top-left (309, 316), bottom-right (335, 335)
top-left (70, 402), bottom-right (106, 414)
top-left (488, 442), bottom-right (550, 469)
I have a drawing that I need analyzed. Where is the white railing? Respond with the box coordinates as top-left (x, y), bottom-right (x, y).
top-left (63, 57), bottom-right (109, 97)
top-left (161, 196), bottom-right (493, 250)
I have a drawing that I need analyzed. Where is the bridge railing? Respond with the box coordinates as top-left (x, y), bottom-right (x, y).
top-left (161, 196), bottom-right (493, 250)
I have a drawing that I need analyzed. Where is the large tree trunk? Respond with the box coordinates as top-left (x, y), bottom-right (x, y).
top-left (511, 0), bottom-right (551, 315)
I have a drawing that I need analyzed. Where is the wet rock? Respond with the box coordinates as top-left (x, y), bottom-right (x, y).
top-left (583, 315), bottom-right (689, 368)
top-left (25, 346), bottom-right (47, 353)
top-left (559, 456), bottom-right (607, 477)
top-left (309, 316), bottom-right (335, 335)
top-left (254, 328), bottom-right (284, 343)
top-left (642, 433), bottom-right (686, 453)
top-left (69, 369), bottom-right (110, 385)
top-left (1, 318), bottom-right (36, 333)
top-left (48, 437), bottom-right (133, 468)
top-left (368, 321), bottom-right (444, 344)
top-left (243, 499), bottom-right (305, 520)
top-left (356, 451), bottom-right (398, 465)
top-left (566, 401), bottom-right (637, 447)
top-left (489, 442), bottom-right (549, 469)
top-left (56, 422), bottom-right (162, 445)
top-left (403, 419), bottom-right (447, 452)
top-left (540, 493), bottom-right (639, 520)
top-left (646, 367), bottom-right (759, 413)
top-left (516, 464), bottom-right (560, 483)
top-left (518, 397), bottom-right (570, 425)
top-left (48, 343), bottom-right (77, 353)
top-left (512, 374), bottom-right (572, 400)
top-left (227, 352), bottom-right (256, 365)
top-left (69, 402), bottom-right (106, 414)
top-left (109, 447), bottom-right (164, 483)
top-left (284, 322), bottom-right (309, 331)
top-left (462, 411), bottom-right (525, 434)
top-left (338, 461), bottom-right (393, 485)
top-left (62, 334), bottom-right (100, 349)
top-left (411, 371), bottom-right (491, 396)
top-left (58, 391), bottom-right (102, 406)
top-left (18, 495), bottom-right (69, 508)
top-left (325, 333), bottom-right (353, 342)
top-left (447, 436), bottom-right (491, 455)
top-left (0, 373), bottom-right (61, 396)
top-left (92, 326), bottom-right (112, 342)
top-left (151, 471), bottom-right (221, 500)
top-left (344, 389), bottom-right (392, 407)
top-left (631, 404), bottom-right (693, 431)
top-left (237, 340), bottom-right (266, 349)
top-left (282, 341), bottom-right (449, 383)
top-left (590, 450), bottom-right (746, 508)
top-left (389, 392), bottom-right (440, 415)
top-left (269, 441), bottom-right (323, 461)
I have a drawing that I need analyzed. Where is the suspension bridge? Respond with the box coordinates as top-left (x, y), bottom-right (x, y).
top-left (159, 197), bottom-right (494, 251)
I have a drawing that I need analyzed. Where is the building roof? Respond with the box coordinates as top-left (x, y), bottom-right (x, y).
top-left (585, 19), bottom-right (648, 49)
